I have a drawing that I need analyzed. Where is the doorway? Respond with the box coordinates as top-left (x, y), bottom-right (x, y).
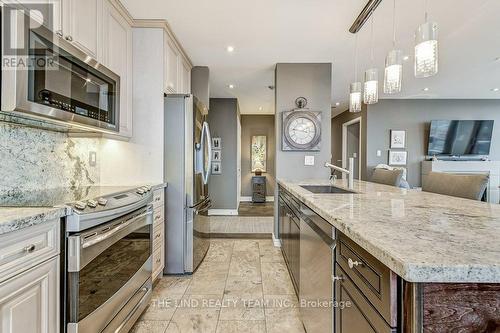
top-left (342, 117), bottom-right (362, 180)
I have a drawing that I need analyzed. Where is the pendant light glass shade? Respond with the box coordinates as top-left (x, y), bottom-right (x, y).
top-left (364, 68), bottom-right (379, 104)
top-left (414, 21), bottom-right (438, 78)
top-left (349, 82), bottom-right (362, 113)
top-left (384, 49), bottom-right (403, 94)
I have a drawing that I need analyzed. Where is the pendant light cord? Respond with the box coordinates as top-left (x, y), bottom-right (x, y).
top-left (424, 0), bottom-right (428, 22)
top-left (370, 11), bottom-right (374, 65)
top-left (354, 34), bottom-right (358, 81)
top-left (392, 0), bottom-right (397, 48)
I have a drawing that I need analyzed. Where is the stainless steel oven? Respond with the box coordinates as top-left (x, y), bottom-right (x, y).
top-left (1, 5), bottom-right (120, 132)
top-left (65, 188), bottom-right (154, 333)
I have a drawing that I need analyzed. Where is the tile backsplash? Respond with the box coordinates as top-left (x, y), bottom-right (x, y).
top-left (0, 121), bottom-right (100, 197)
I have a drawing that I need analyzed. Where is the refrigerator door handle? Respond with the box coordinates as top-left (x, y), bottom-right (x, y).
top-left (201, 121), bottom-right (212, 185)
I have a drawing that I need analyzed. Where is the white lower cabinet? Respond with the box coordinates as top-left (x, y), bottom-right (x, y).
top-left (0, 256), bottom-right (59, 333)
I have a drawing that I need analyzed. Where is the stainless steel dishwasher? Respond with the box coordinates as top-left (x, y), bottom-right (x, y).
top-left (300, 205), bottom-right (336, 333)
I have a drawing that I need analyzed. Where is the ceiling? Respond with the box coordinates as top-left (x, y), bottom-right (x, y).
top-left (121, 0), bottom-right (500, 116)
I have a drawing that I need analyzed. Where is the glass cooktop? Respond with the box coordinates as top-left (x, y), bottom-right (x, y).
top-left (0, 185), bottom-right (139, 207)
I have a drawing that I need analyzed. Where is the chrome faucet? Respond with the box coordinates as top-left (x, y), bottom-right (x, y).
top-left (325, 157), bottom-right (354, 189)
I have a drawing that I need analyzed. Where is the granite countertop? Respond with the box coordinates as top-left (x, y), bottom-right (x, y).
top-left (0, 206), bottom-right (68, 235)
top-left (278, 178), bottom-right (500, 283)
top-left (0, 182), bottom-right (167, 236)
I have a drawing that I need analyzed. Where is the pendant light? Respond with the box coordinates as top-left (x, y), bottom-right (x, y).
top-left (349, 35), bottom-right (362, 112)
top-left (384, 0), bottom-right (403, 94)
top-left (414, 0), bottom-right (438, 78)
top-left (364, 13), bottom-right (378, 104)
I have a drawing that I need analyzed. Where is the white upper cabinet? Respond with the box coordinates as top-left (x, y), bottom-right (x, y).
top-left (164, 33), bottom-right (179, 93)
top-left (102, 0), bottom-right (133, 137)
top-left (62, 0), bottom-right (102, 60)
top-left (164, 32), bottom-right (192, 94)
top-left (181, 59), bottom-right (191, 94)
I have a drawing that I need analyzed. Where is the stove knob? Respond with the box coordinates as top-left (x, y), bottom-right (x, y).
top-left (136, 188), bottom-right (145, 195)
top-left (146, 185), bottom-right (152, 191)
top-left (97, 198), bottom-right (108, 206)
top-left (74, 201), bottom-right (87, 210)
top-left (87, 199), bottom-right (98, 208)
top-left (142, 186), bottom-right (150, 192)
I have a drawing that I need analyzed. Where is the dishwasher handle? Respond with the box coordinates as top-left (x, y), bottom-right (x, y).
top-left (301, 215), bottom-right (336, 249)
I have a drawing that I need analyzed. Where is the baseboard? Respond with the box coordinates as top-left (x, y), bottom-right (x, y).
top-left (272, 233), bottom-right (281, 247)
top-left (208, 209), bottom-right (238, 216)
top-left (240, 196), bottom-right (275, 202)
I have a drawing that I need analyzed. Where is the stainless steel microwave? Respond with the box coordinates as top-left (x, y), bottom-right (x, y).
top-left (1, 7), bottom-right (120, 132)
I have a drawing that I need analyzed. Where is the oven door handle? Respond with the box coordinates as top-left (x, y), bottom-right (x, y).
top-left (67, 208), bottom-right (153, 272)
top-left (82, 210), bottom-right (153, 249)
top-left (111, 286), bottom-right (151, 333)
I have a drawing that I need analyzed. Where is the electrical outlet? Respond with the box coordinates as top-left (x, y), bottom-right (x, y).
top-left (304, 156), bottom-right (315, 166)
top-left (376, 150), bottom-right (382, 157)
top-left (89, 151), bottom-right (97, 167)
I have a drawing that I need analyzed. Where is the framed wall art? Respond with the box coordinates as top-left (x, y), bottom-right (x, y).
top-left (251, 135), bottom-right (267, 172)
top-left (390, 130), bottom-right (406, 149)
top-left (211, 161), bottom-right (222, 174)
top-left (388, 150), bottom-right (407, 166)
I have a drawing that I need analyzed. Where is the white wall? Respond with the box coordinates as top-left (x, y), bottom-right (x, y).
top-left (99, 28), bottom-right (165, 186)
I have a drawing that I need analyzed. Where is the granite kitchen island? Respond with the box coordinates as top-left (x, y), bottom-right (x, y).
top-left (278, 178), bottom-right (500, 333)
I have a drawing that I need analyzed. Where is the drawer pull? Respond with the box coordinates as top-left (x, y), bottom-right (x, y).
top-left (156, 258), bottom-right (161, 264)
top-left (24, 244), bottom-right (36, 253)
top-left (155, 233), bottom-right (161, 239)
top-left (348, 258), bottom-right (363, 269)
top-left (332, 275), bottom-right (344, 282)
top-left (155, 215), bottom-right (161, 221)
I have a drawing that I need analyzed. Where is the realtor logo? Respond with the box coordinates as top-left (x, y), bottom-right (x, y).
top-left (2, 2), bottom-right (58, 70)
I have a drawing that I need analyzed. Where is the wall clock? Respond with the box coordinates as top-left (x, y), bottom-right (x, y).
top-left (282, 110), bottom-right (322, 151)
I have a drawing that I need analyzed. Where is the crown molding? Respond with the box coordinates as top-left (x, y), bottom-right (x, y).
top-left (113, 1), bottom-right (193, 68)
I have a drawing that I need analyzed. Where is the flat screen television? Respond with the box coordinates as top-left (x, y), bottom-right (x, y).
top-left (427, 120), bottom-right (494, 157)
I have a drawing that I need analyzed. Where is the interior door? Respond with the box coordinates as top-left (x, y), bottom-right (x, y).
top-left (346, 122), bottom-right (360, 180)
top-left (237, 114), bottom-right (242, 206)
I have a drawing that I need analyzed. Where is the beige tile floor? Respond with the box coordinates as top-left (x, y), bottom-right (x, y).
top-left (131, 239), bottom-right (305, 333)
top-left (209, 216), bottom-right (274, 234)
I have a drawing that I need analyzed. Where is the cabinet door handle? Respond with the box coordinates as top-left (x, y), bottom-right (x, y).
top-left (332, 275), bottom-right (344, 282)
top-left (65, 35), bottom-right (73, 42)
top-left (348, 257), bottom-right (363, 269)
top-left (24, 244), bottom-right (36, 253)
top-left (56, 30), bottom-right (63, 37)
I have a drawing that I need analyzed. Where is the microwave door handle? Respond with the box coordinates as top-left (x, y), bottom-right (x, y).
top-left (203, 122), bottom-right (212, 185)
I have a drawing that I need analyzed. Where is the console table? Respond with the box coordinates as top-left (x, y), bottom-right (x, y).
top-left (252, 176), bottom-right (266, 203)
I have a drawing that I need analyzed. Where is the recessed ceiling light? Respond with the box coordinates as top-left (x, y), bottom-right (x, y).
top-left (228, 84), bottom-right (234, 89)
top-left (403, 55), bottom-right (410, 61)
top-left (335, 102), bottom-right (340, 106)
top-left (492, 88), bottom-right (500, 92)
top-left (226, 46), bottom-right (234, 53)
top-left (423, 87), bottom-right (430, 92)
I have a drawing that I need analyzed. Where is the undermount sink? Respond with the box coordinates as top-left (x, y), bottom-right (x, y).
top-left (300, 185), bottom-right (356, 194)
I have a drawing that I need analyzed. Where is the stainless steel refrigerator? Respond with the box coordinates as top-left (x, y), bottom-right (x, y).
top-left (164, 94), bottom-right (212, 274)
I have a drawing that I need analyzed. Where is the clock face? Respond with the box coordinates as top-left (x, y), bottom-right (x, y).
top-left (288, 117), bottom-right (316, 145)
top-left (282, 110), bottom-right (322, 151)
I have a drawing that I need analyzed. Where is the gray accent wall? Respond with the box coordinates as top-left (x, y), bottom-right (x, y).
top-left (274, 63), bottom-right (332, 234)
top-left (207, 98), bottom-right (239, 210)
top-left (365, 99), bottom-right (500, 187)
top-left (241, 115), bottom-right (275, 197)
